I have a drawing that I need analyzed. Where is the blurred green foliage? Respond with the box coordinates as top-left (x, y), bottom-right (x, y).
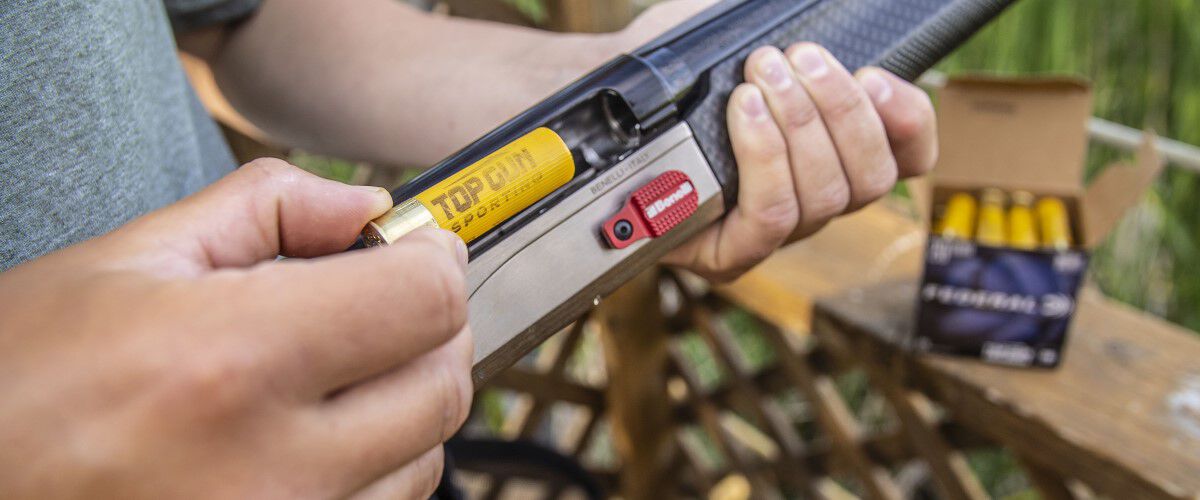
top-left (939, 0), bottom-right (1200, 332)
top-left (288, 151), bottom-right (359, 182)
top-left (966, 448), bottom-right (1033, 499)
top-left (504, 0), bottom-right (548, 23)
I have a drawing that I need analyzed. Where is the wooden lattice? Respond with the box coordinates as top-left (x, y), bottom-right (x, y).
top-left (458, 269), bottom-right (1016, 500)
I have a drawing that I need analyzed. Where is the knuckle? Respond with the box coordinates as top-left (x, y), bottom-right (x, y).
top-left (890, 94), bottom-right (935, 142)
top-left (437, 350), bottom-right (473, 439)
top-left (779, 96), bottom-right (821, 134)
top-left (895, 94), bottom-right (938, 176)
top-left (419, 447), bottom-right (446, 499)
top-left (432, 256), bottom-right (468, 334)
top-left (805, 180), bottom-right (851, 221)
top-left (243, 157), bottom-right (300, 186)
top-left (456, 327), bottom-right (476, 373)
top-left (755, 134), bottom-right (790, 162)
top-left (853, 161), bottom-right (899, 205)
top-left (711, 256), bottom-right (763, 284)
top-left (748, 195), bottom-right (800, 242)
top-left (890, 110), bottom-right (925, 142)
top-left (169, 352), bottom-right (258, 417)
top-left (405, 243), bottom-right (467, 338)
top-left (915, 145), bottom-right (940, 175)
top-left (823, 86), bottom-right (869, 120)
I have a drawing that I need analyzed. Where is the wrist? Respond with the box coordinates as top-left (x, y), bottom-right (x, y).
top-left (534, 31), bottom-right (629, 85)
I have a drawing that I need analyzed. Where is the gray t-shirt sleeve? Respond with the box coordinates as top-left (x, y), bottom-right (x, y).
top-left (1, 0), bottom-right (241, 269)
top-left (164, 0), bottom-right (263, 32)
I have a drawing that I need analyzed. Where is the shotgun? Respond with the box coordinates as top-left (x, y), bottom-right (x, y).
top-left (360, 0), bottom-right (1016, 384)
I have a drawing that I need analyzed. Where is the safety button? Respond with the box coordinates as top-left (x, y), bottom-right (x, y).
top-left (602, 170), bottom-right (699, 249)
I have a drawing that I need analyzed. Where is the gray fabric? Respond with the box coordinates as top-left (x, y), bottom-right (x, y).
top-left (165, 0), bottom-right (262, 32)
top-left (1, 0), bottom-right (260, 270)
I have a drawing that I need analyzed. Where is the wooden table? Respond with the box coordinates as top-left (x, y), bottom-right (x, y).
top-left (715, 202), bottom-right (1200, 499)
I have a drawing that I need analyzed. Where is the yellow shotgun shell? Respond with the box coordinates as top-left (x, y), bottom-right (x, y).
top-left (935, 192), bottom-right (978, 239)
top-left (1007, 190), bottom-right (1039, 250)
top-left (1036, 196), bottom-right (1074, 250)
top-left (975, 188), bottom-right (1008, 247)
top-left (363, 127), bottom-right (575, 246)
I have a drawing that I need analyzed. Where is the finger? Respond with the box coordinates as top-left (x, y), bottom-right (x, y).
top-left (786, 43), bottom-right (898, 210)
top-left (320, 329), bottom-right (472, 492)
top-left (667, 84), bottom-right (798, 282)
top-left (134, 158), bottom-right (393, 268)
top-left (210, 227), bottom-right (469, 396)
top-left (347, 446), bottom-right (445, 500)
top-left (744, 46), bottom-right (850, 240)
top-left (857, 68), bottom-right (938, 178)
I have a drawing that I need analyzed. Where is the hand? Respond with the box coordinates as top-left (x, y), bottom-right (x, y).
top-left (612, 3), bottom-right (937, 282)
top-left (0, 160), bottom-right (472, 499)
top-left (662, 43), bottom-right (937, 282)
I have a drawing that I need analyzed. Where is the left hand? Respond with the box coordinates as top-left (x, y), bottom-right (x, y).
top-left (616, 3), bottom-right (937, 282)
top-left (661, 43), bottom-right (938, 282)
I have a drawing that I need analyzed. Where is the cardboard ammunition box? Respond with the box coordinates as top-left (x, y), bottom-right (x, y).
top-left (913, 77), bottom-right (1163, 368)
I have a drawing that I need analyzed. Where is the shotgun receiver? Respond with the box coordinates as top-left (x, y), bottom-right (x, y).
top-left (361, 0), bottom-right (1016, 384)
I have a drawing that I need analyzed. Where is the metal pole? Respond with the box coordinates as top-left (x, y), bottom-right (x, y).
top-left (920, 71), bottom-right (1200, 174)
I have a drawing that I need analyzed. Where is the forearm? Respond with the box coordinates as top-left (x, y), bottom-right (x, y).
top-left (209, 0), bottom-right (626, 167)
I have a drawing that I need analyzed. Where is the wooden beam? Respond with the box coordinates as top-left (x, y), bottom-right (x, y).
top-left (763, 326), bottom-right (904, 500)
top-left (812, 283), bottom-right (1200, 500)
top-left (489, 367), bottom-right (605, 410)
top-left (596, 269), bottom-right (676, 499)
top-left (545, 0), bottom-right (635, 33)
top-left (874, 385), bottom-right (987, 500)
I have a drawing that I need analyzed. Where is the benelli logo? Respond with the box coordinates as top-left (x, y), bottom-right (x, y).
top-left (427, 148), bottom-right (537, 220)
top-left (921, 283), bottom-right (1074, 319)
top-left (644, 182), bottom-right (694, 219)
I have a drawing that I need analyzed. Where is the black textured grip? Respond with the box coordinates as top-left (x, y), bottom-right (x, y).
top-left (683, 0), bottom-right (1014, 203)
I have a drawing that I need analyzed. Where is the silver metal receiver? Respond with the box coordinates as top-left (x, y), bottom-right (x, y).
top-left (467, 123), bottom-right (724, 383)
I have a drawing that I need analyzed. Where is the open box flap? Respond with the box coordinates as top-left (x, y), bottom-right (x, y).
top-left (934, 77), bottom-right (1093, 194)
top-left (1082, 131), bottom-right (1165, 248)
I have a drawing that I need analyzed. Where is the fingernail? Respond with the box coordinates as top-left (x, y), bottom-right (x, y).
top-left (453, 236), bottom-right (469, 271)
top-left (740, 87), bottom-right (769, 121)
top-left (791, 44), bottom-right (829, 79)
top-left (860, 70), bottom-right (893, 104)
top-left (357, 185), bottom-right (394, 213)
top-left (756, 51), bottom-right (793, 89)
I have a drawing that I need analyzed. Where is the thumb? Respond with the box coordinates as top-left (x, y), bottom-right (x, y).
top-left (137, 158), bottom-right (393, 268)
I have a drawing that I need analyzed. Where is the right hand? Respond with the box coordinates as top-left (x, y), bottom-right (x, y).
top-left (0, 159), bottom-right (472, 499)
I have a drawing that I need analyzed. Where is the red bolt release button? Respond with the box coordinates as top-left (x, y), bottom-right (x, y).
top-left (602, 170), bottom-right (699, 249)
